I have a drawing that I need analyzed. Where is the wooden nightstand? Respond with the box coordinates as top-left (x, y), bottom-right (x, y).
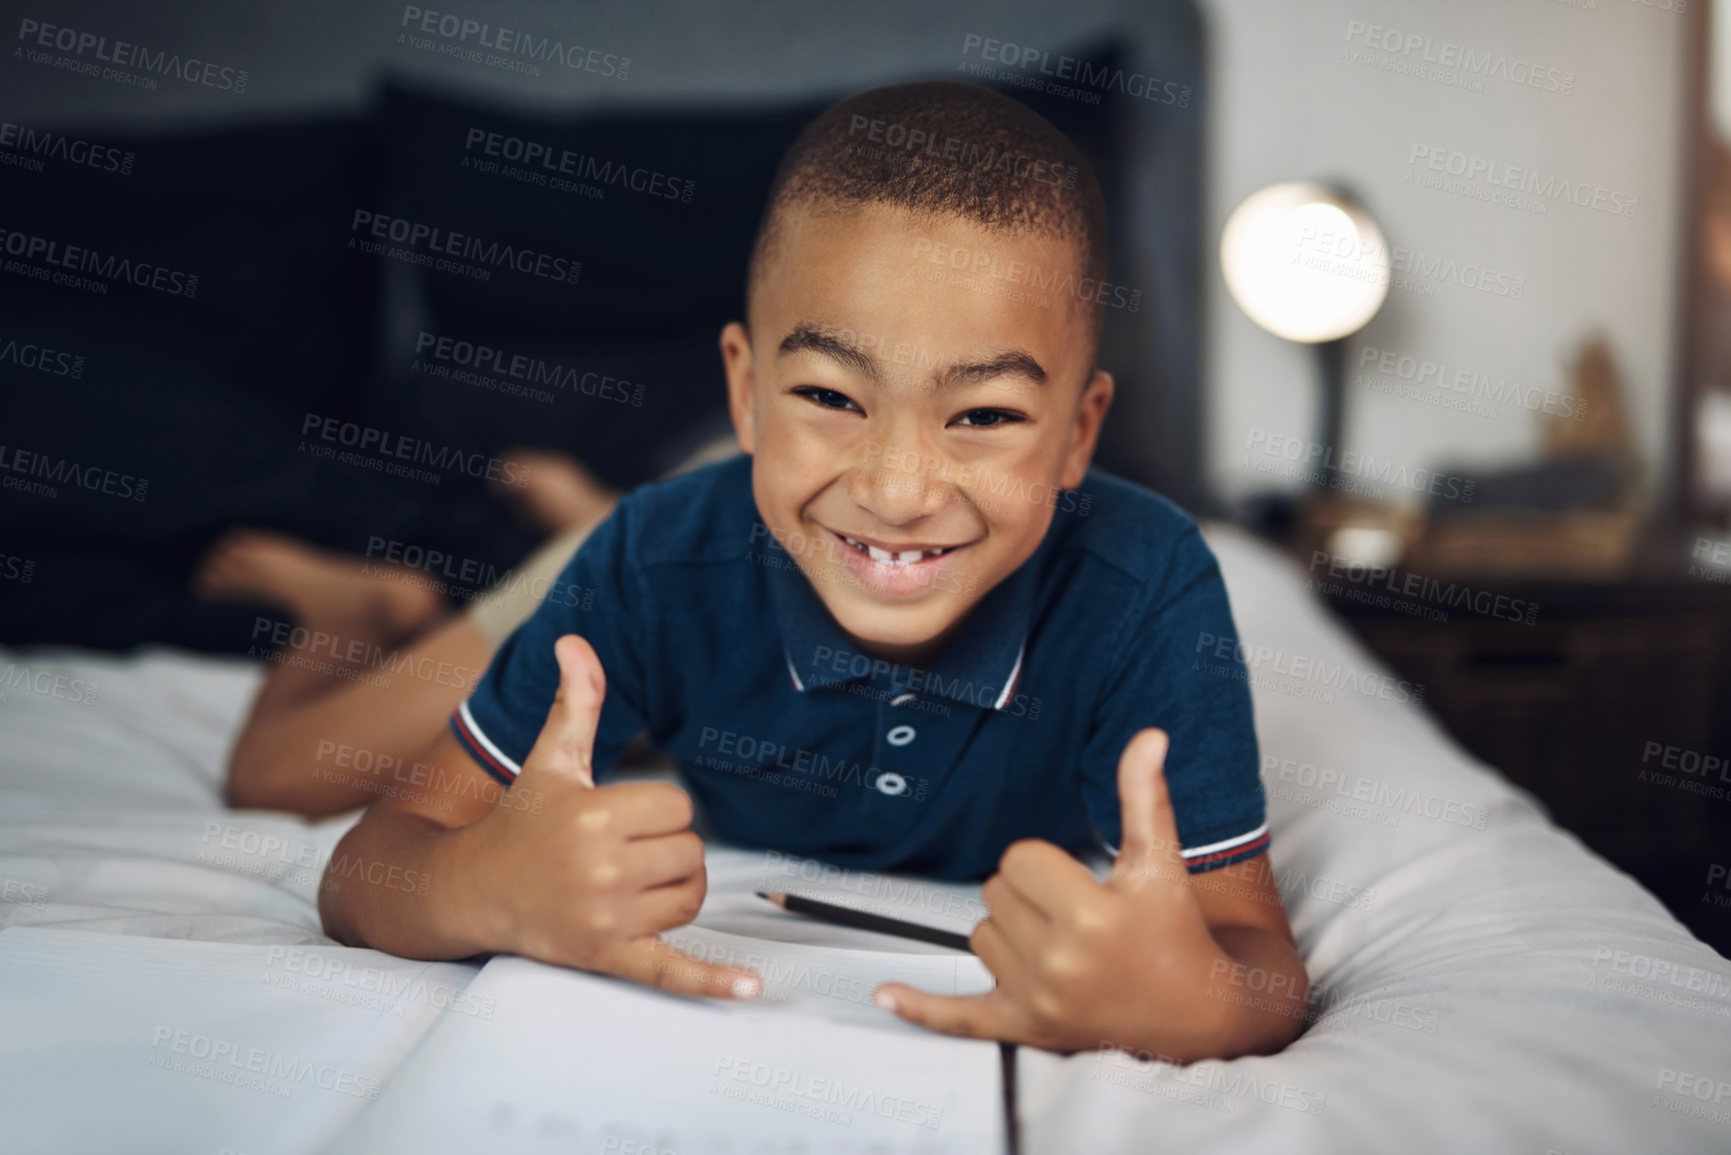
top-left (1309, 540), bottom-right (1731, 959)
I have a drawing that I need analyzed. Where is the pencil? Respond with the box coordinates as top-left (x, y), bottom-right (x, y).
top-left (756, 891), bottom-right (974, 952)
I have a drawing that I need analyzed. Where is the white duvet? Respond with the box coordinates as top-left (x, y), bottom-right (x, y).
top-left (0, 525), bottom-right (1726, 1153)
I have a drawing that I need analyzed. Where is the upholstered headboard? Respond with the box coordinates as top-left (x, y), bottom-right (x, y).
top-left (0, 1), bottom-right (1207, 650)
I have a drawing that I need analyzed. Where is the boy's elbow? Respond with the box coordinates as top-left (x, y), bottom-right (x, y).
top-left (223, 741), bottom-right (334, 816)
top-left (222, 757), bottom-right (293, 813)
top-left (221, 762), bottom-right (266, 810)
top-left (317, 876), bottom-right (360, 947)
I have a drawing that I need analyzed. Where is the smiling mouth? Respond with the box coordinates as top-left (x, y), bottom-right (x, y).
top-left (833, 532), bottom-right (963, 567)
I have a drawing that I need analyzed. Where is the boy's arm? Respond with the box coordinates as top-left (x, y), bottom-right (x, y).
top-left (875, 728), bottom-right (1309, 1060)
top-left (318, 634), bottom-right (761, 1000)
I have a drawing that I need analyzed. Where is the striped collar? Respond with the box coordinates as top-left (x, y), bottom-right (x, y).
top-left (764, 535), bottom-right (1042, 713)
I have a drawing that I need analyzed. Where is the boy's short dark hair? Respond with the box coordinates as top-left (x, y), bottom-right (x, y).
top-left (747, 80), bottom-right (1109, 362)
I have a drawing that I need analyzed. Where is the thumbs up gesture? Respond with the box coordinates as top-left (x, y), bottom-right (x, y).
top-left (875, 729), bottom-right (1274, 1058)
top-left (465, 634), bottom-right (761, 1000)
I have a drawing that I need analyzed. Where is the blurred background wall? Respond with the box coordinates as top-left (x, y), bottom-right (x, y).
top-left (1, 0), bottom-right (1688, 512)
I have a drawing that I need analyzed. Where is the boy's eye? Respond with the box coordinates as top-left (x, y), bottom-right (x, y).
top-left (951, 408), bottom-right (1027, 428)
top-left (791, 386), bottom-right (864, 414)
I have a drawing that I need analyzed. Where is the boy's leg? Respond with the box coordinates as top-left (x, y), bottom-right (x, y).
top-left (211, 522), bottom-right (596, 816)
top-left (213, 437), bottom-right (740, 816)
top-left (227, 613), bottom-right (493, 815)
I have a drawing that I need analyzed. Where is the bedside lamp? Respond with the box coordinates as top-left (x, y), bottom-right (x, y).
top-left (1220, 181), bottom-right (1389, 487)
top-left (1221, 182), bottom-right (1401, 564)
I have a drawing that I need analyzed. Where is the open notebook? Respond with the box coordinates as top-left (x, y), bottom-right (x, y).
top-left (326, 848), bottom-right (1007, 1154)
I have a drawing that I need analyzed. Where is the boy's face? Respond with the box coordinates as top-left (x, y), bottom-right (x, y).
top-left (722, 203), bottom-right (1113, 665)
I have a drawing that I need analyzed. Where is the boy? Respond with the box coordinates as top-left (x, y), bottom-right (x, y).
top-left (321, 80), bottom-right (1308, 1061)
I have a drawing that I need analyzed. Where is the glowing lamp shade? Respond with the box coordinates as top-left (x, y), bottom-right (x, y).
top-left (1220, 182), bottom-right (1389, 344)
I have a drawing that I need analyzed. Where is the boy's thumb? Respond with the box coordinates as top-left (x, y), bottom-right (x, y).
top-left (520, 634), bottom-right (606, 788)
top-left (1108, 728), bottom-right (1183, 890)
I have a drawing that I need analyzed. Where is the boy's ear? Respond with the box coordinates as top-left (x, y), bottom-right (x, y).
top-left (1059, 369), bottom-right (1115, 491)
top-left (720, 321), bottom-right (757, 455)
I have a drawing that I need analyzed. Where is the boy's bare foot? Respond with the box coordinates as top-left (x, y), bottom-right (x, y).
top-left (194, 529), bottom-right (446, 639)
top-left (493, 449), bottom-right (620, 533)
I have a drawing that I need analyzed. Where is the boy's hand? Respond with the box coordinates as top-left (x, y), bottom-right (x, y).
top-left (459, 635), bottom-right (761, 1000)
top-left (875, 729), bottom-right (1260, 1058)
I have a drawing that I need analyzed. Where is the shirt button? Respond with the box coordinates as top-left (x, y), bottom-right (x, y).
top-left (889, 691), bottom-right (917, 707)
top-left (886, 724), bottom-right (916, 747)
top-left (874, 771), bottom-right (909, 796)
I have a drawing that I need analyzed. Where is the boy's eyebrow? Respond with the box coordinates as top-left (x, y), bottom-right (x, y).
top-left (777, 323), bottom-right (1048, 390)
top-left (935, 351), bottom-right (1047, 390)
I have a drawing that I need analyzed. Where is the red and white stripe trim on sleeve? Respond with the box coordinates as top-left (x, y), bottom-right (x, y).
top-left (454, 700), bottom-right (523, 783)
top-left (1179, 822), bottom-right (1271, 869)
top-left (1099, 821), bottom-right (1271, 870)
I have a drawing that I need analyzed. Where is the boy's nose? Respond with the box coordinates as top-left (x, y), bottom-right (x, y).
top-left (848, 442), bottom-right (955, 525)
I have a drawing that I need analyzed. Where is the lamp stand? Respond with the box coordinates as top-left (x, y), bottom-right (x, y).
top-left (1315, 336), bottom-right (1346, 492)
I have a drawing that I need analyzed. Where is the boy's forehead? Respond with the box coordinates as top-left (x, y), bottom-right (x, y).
top-left (751, 203), bottom-right (1094, 380)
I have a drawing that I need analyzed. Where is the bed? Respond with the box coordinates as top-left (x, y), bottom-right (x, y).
top-left (1, 524), bottom-right (1727, 1153)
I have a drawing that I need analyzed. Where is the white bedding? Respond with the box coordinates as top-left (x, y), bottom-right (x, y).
top-left (1, 525), bottom-right (1727, 1153)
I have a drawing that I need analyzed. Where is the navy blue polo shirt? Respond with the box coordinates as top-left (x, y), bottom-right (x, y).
top-left (452, 454), bottom-right (1267, 880)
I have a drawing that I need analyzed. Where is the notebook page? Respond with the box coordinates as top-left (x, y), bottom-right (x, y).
top-left (326, 947), bottom-right (1005, 1154)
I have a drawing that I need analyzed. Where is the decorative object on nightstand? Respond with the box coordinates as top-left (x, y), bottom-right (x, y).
top-left (1408, 333), bottom-right (1647, 579)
